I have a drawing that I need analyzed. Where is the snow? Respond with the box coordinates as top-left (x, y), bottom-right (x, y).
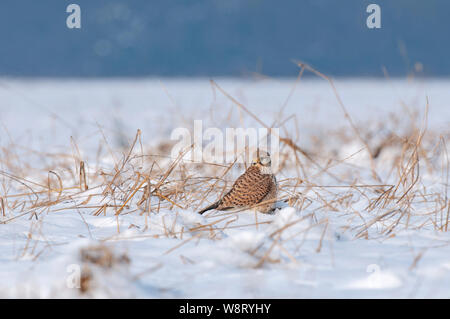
top-left (0, 77), bottom-right (449, 298)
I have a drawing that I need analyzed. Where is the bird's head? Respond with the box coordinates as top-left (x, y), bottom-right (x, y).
top-left (251, 149), bottom-right (272, 168)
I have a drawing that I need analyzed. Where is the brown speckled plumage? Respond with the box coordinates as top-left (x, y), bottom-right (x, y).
top-left (198, 156), bottom-right (278, 215)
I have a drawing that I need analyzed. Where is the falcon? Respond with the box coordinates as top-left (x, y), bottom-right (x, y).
top-left (198, 150), bottom-right (278, 214)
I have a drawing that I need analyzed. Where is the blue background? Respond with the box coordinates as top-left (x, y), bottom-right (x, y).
top-left (0, 0), bottom-right (448, 77)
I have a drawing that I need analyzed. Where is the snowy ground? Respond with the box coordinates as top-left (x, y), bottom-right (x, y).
top-left (0, 77), bottom-right (449, 298)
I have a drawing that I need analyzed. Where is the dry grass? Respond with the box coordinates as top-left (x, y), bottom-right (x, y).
top-left (78, 244), bottom-right (130, 294)
top-left (0, 64), bottom-right (449, 269)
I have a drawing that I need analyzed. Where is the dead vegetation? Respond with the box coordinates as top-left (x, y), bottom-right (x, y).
top-left (0, 63), bottom-right (448, 270)
top-left (78, 244), bottom-right (130, 294)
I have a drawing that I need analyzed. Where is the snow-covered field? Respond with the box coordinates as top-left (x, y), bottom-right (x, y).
top-left (0, 77), bottom-right (449, 298)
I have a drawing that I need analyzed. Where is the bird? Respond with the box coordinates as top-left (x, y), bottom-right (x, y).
top-left (198, 149), bottom-right (278, 215)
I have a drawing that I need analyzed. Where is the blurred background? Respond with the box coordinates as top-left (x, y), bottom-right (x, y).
top-left (0, 0), bottom-right (449, 77)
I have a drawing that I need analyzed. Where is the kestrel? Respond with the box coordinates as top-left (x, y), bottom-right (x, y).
top-left (198, 150), bottom-right (278, 215)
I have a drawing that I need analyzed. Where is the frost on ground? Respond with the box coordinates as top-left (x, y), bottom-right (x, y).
top-left (0, 77), bottom-right (449, 298)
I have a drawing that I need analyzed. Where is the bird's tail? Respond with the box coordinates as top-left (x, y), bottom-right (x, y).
top-left (198, 200), bottom-right (222, 215)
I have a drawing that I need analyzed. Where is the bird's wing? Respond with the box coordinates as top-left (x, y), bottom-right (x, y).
top-left (220, 166), bottom-right (273, 208)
